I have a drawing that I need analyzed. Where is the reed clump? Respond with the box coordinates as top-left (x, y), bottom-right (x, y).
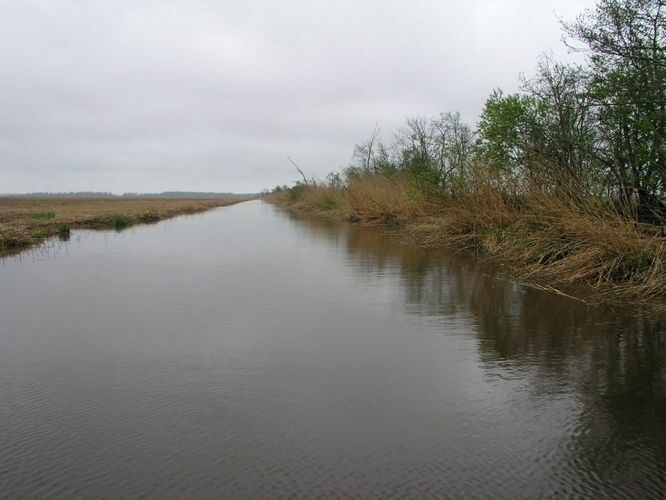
top-left (112, 214), bottom-right (133, 229)
top-left (282, 176), bottom-right (428, 226)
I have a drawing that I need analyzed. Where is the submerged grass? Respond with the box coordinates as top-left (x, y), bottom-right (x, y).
top-left (0, 197), bottom-right (245, 254)
top-left (269, 173), bottom-right (666, 309)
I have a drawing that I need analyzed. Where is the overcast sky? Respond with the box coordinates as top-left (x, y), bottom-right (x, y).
top-left (1, 0), bottom-right (597, 194)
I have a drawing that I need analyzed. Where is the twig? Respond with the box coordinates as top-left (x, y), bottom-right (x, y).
top-left (287, 155), bottom-right (313, 187)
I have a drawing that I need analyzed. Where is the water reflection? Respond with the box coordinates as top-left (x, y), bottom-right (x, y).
top-left (288, 208), bottom-right (666, 496)
top-left (1, 201), bottom-right (664, 498)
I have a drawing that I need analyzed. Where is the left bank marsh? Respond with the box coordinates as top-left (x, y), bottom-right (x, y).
top-left (0, 197), bottom-right (246, 254)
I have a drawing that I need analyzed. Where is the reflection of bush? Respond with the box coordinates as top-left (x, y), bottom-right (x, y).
top-left (291, 208), bottom-right (666, 485)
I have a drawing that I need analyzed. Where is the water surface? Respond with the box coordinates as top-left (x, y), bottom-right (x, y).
top-left (1, 200), bottom-right (665, 498)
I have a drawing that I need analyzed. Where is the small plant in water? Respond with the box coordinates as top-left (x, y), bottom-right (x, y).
top-left (112, 214), bottom-right (133, 229)
top-left (57, 223), bottom-right (71, 240)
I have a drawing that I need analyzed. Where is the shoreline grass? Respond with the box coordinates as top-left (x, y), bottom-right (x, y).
top-left (0, 197), bottom-right (247, 255)
top-left (268, 174), bottom-right (666, 310)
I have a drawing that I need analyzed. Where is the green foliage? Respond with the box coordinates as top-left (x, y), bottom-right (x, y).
top-left (31, 211), bottom-right (55, 220)
top-left (476, 90), bottom-right (543, 175)
top-left (283, 183), bottom-right (308, 202)
top-left (345, 113), bottom-right (475, 195)
top-left (477, 59), bottom-right (599, 191)
top-left (473, 0), bottom-right (666, 220)
top-left (112, 214), bottom-right (133, 229)
top-left (57, 223), bottom-right (71, 240)
top-left (561, 0), bottom-right (666, 218)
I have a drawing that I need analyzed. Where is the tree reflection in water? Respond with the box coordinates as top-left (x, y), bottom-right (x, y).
top-left (288, 209), bottom-right (666, 496)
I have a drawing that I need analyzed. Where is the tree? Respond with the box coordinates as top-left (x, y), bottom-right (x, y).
top-left (476, 89), bottom-right (547, 179)
top-left (563, 0), bottom-right (666, 218)
top-left (348, 126), bottom-right (397, 178)
top-left (394, 116), bottom-right (438, 183)
top-left (521, 56), bottom-right (599, 191)
top-left (351, 125), bottom-right (381, 175)
top-left (431, 112), bottom-right (474, 190)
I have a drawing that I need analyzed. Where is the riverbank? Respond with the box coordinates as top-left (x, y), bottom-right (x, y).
top-left (0, 197), bottom-right (247, 255)
top-left (268, 176), bottom-right (666, 309)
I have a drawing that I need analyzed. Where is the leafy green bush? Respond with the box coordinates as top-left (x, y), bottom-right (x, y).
top-left (112, 214), bottom-right (133, 229)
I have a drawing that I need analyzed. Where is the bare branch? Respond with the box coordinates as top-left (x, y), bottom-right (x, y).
top-left (287, 154), bottom-right (309, 187)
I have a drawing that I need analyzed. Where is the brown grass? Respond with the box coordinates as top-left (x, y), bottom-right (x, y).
top-left (0, 197), bottom-right (245, 254)
top-left (280, 177), bottom-right (427, 225)
top-left (269, 174), bottom-right (666, 308)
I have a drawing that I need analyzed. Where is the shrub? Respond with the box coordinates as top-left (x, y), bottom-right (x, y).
top-left (112, 214), bottom-right (133, 229)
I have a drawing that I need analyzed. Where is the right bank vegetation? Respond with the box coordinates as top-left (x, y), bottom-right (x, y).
top-left (270, 0), bottom-right (666, 306)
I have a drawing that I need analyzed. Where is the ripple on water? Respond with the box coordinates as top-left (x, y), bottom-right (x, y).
top-left (1, 201), bottom-right (665, 498)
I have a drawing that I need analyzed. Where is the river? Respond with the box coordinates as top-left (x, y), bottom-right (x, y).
top-left (0, 200), bottom-right (664, 498)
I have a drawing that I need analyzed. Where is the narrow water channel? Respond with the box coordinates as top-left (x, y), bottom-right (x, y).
top-left (1, 200), bottom-right (664, 498)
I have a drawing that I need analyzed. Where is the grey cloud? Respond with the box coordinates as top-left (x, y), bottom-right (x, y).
top-left (0, 0), bottom-right (596, 193)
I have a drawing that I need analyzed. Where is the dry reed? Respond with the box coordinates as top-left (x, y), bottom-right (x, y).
top-left (269, 174), bottom-right (666, 308)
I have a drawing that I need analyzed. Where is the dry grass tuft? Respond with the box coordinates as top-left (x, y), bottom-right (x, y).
top-left (277, 176), bottom-right (426, 226)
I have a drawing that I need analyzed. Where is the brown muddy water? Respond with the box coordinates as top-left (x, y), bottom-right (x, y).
top-left (0, 200), bottom-right (664, 498)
